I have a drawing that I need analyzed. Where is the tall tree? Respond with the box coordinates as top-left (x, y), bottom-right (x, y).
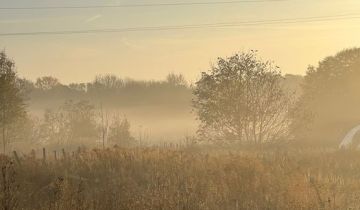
top-left (39, 100), bottom-right (98, 148)
top-left (108, 115), bottom-right (134, 147)
top-left (166, 73), bottom-right (187, 87)
top-left (193, 51), bottom-right (290, 144)
top-left (0, 51), bottom-right (26, 153)
top-left (35, 76), bottom-right (60, 90)
top-left (291, 48), bottom-right (360, 146)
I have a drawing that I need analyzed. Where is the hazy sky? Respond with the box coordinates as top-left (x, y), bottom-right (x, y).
top-left (1, 0), bottom-right (360, 83)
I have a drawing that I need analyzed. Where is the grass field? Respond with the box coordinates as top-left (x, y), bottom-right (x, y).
top-left (1, 146), bottom-right (360, 210)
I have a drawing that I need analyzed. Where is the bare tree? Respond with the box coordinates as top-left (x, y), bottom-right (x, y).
top-left (166, 73), bottom-right (187, 87)
top-left (93, 74), bottom-right (124, 90)
top-left (99, 104), bottom-right (109, 149)
top-left (193, 51), bottom-right (291, 144)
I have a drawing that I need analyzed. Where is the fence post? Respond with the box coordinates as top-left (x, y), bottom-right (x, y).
top-left (54, 150), bottom-right (57, 161)
top-left (42, 148), bottom-right (46, 163)
top-left (13, 151), bottom-right (21, 166)
top-left (62, 148), bottom-right (66, 160)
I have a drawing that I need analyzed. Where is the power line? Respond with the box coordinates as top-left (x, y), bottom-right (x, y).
top-left (1, 13), bottom-right (360, 37)
top-left (0, 0), bottom-right (288, 10)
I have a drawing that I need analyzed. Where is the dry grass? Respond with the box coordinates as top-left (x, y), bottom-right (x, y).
top-left (1, 146), bottom-right (360, 210)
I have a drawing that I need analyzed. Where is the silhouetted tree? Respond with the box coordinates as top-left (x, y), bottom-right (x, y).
top-left (39, 109), bottom-right (70, 147)
top-left (62, 100), bottom-right (98, 143)
top-left (282, 74), bottom-right (303, 97)
top-left (7, 114), bottom-right (36, 148)
top-left (16, 78), bottom-right (35, 98)
top-left (166, 73), bottom-right (187, 87)
top-left (193, 51), bottom-right (290, 143)
top-left (0, 51), bottom-right (26, 153)
top-left (93, 74), bottom-right (124, 90)
top-left (35, 76), bottom-right (60, 90)
top-left (39, 100), bottom-right (98, 147)
top-left (291, 48), bottom-right (360, 145)
top-left (68, 83), bottom-right (86, 92)
top-left (28, 73), bottom-right (193, 109)
top-left (108, 115), bottom-right (135, 147)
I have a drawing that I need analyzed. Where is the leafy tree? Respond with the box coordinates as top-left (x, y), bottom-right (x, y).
top-left (39, 109), bottom-right (70, 147)
top-left (193, 51), bottom-right (290, 143)
top-left (291, 48), bottom-right (360, 145)
top-left (29, 73), bottom-right (193, 109)
top-left (68, 83), bottom-right (86, 92)
top-left (35, 76), bottom-right (61, 90)
top-left (108, 115), bottom-right (135, 147)
top-left (62, 100), bottom-right (97, 141)
top-left (39, 100), bottom-right (98, 147)
top-left (7, 115), bottom-right (37, 149)
top-left (16, 78), bottom-right (35, 98)
top-left (0, 51), bottom-right (26, 153)
top-left (282, 74), bottom-right (303, 98)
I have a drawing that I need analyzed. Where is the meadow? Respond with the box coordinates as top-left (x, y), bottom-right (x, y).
top-left (1, 145), bottom-right (360, 210)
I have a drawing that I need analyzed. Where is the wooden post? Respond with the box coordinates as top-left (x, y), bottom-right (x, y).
top-left (62, 148), bottom-right (66, 159)
top-left (13, 151), bottom-right (21, 166)
top-left (54, 150), bottom-right (57, 161)
top-left (42, 148), bottom-right (46, 163)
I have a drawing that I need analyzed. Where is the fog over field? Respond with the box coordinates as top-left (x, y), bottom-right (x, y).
top-left (2, 0), bottom-right (360, 209)
top-left (20, 73), bottom-right (302, 147)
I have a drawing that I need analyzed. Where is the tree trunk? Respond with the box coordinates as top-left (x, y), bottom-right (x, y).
top-left (2, 107), bottom-right (5, 154)
top-left (2, 124), bottom-right (5, 154)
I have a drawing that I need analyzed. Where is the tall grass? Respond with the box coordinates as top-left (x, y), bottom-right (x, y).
top-left (1, 147), bottom-right (360, 210)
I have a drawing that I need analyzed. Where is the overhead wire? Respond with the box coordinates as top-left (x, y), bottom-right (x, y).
top-left (0, 0), bottom-right (289, 10)
top-left (1, 13), bottom-right (360, 36)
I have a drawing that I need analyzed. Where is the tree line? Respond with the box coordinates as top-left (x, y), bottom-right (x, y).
top-left (2, 48), bottom-right (359, 152)
top-left (193, 48), bottom-right (360, 146)
top-left (0, 51), bottom-right (142, 152)
top-left (22, 72), bottom-right (191, 110)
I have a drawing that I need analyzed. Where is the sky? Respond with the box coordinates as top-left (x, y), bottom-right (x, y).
top-left (1, 0), bottom-right (360, 84)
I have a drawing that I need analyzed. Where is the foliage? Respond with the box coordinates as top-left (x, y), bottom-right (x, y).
top-left (0, 51), bottom-right (26, 153)
top-left (291, 48), bottom-right (360, 145)
top-left (6, 115), bottom-right (37, 149)
top-left (24, 74), bottom-right (192, 110)
top-left (35, 76), bottom-right (61, 91)
top-left (62, 100), bottom-right (98, 140)
top-left (33, 100), bottom-right (136, 149)
top-left (38, 100), bottom-right (98, 148)
top-left (107, 115), bottom-right (135, 147)
top-left (193, 51), bottom-right (291, 143)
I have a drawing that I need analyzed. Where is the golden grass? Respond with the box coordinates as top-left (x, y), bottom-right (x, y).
top-left (1, 147), bottom-right (360, 210)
